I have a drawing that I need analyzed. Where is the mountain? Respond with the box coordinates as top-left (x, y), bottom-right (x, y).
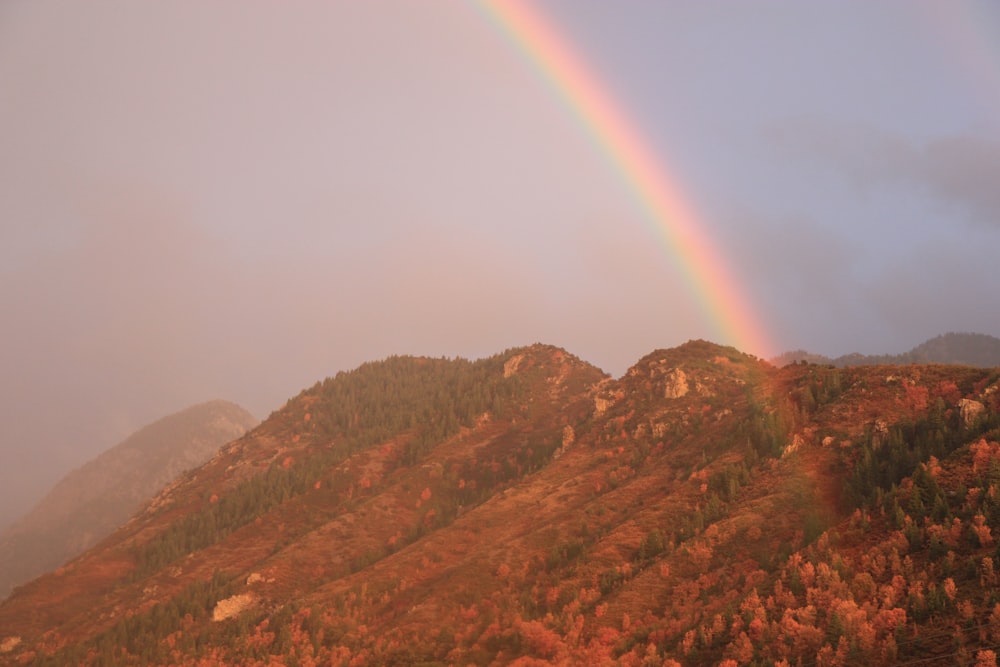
top-left (772, 332), bottom-right (1000, 368)
top-left (0, 400), bottom-right (257, 601)
top-left (1, 343), bottom-right (999, 665)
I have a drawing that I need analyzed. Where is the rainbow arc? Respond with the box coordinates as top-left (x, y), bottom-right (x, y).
top-left (481, 0), bottom-right (771, 358)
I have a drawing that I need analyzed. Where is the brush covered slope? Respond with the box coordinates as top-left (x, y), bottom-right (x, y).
top-left (1, 342), bottom-right (999, 666)
top-left (0, 400), bottom-right (257, 601)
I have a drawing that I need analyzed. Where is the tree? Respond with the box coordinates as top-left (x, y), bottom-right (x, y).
top-left (976, 649), bottom-right (998, 667)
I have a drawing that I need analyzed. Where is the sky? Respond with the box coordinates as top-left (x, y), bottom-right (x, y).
top-left (2, 1), bottom-right (999, 530)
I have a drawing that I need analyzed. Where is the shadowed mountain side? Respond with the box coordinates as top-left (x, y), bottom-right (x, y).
top-left (0, 400), bottom-right (257, 600)
top-left (773, 332), bottom-right (1000, 368)
top-left (1, 343), bottom-right (999, 665)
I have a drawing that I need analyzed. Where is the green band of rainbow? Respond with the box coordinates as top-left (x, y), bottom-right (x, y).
top-left (480, 0), bottom-right (772, 358)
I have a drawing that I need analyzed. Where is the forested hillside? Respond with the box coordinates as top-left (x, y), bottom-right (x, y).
top-left (1, 342), bottom-right (999, 666)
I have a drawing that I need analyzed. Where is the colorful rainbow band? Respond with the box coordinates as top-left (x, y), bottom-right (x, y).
top-left (479, 0), bottom-right (772, 358)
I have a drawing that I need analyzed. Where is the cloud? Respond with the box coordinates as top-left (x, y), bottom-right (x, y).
top-left (764, 116), bottom-right (1000, 228)
top-left (712, 206), bottom-right (864, 354)
top-left (918, 136), bottom-right (1000, 226)
top-left (712, 192), bottom-right (1000, 358)
top-left (865, 234), bottom-right (1000, 348)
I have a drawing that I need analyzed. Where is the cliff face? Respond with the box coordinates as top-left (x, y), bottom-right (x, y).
top-left (0, 400), bottom-right (257, 600)
top-left (1, 343), bottom-right (999, 666)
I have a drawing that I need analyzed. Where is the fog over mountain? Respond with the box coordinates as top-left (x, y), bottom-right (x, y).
top-left (0, 400), bottom-right (257, 600)
top-left (1, 2), bottom-right (998, 546)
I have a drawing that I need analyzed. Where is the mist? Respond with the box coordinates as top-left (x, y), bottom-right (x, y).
top-left (2, 1), bottom-right (998, 529)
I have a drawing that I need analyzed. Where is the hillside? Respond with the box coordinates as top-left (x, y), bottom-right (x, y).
top-left (1, 343), bottom-right (999, 665)
top-left (0, 400), bottom-right (257, 601)
top-left (772, 332), bottom-right (1000, 368)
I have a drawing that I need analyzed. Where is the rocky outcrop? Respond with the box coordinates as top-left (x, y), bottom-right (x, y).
top-left (212, 594), bottom-right (255, 621)
top-left (663, 369), bottom-right (690, 399)
top-left (593, 380), bottom-right (621, 417)
top-left (503, 354), bottom-right (525, 378)
top-left (959, 398), bottom-right (986, 428)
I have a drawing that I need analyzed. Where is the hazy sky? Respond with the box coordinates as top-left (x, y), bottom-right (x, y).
top-left (2, 1), bottom-right (999, 529)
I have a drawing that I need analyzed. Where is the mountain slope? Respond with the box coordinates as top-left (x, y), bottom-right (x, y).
top-left (772, 332), bottom-right (1000, 368)
top-left (1, 343), bottom-right (999, 665)
top-left (0, 400), bottom-right (257, 601)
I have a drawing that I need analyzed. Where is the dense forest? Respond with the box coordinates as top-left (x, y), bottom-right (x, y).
top-left (3, 342), bottom-right (1000, 666)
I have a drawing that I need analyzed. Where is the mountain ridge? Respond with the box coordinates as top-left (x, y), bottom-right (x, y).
top-left (771, 332), bottom-right (1000, 368)
top-left (0, 400), bottom-right (258, 601)
top-left (1, 341), bottom-right (999, 665)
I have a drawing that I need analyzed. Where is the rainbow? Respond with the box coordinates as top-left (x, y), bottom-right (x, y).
top-left (479, 0), bottom-right (772, 358)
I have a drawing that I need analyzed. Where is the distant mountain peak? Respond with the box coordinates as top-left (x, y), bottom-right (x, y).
top-left (772, 331), bottom-right (1000, 368)
top-left (0, 400), bottom-right (257, 600)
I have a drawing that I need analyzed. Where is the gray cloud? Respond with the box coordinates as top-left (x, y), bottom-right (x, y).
top-left (764, 116), bottom-right (1000, 228)
top-left (714, 207), bottom-right (864, 355)
top-left (865, 234), bottom-right (1000, 348)
top-left (918, 136), bottom-right (1000, 227)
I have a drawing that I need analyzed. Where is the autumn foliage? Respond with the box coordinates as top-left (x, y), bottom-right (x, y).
top-left (1, 342), bottom-right (999, 666)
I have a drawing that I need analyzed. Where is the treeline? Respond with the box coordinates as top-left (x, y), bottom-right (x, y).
top-left (791, 366), bottom-right (844, 416)
top-left (308, 353), bottom-right (523, 463)
top-left (845, 398), bottom-right (1000, 509)
top-left (38, 570), bottom-right (237, 666)
top-left (132, 459), bottom-right (338, 578)
top-left (132, 352), bottom-right (529, 579)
